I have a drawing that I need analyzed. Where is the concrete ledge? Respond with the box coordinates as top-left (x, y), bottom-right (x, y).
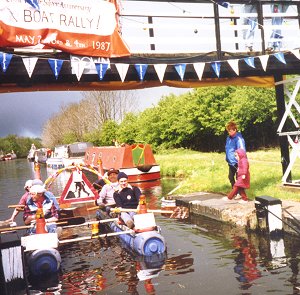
top-left (172, 192), bottom-right (300, 235)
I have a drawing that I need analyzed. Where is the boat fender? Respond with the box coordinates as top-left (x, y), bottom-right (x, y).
top-left (27, 248), bottom-right (61, 276)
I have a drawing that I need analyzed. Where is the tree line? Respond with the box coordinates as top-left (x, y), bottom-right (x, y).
top-left (0, 135), bottom-right (42, 158)
top-left (41, 86), bottom-right (281, 152)
top-left (1, 85), bottom-right (289, 157)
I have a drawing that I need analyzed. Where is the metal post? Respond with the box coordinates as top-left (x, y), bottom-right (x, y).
top-left (213, 2), bottom-right (222, 60)
top-left (274, 74), bottom-right (291, 182)
top-left (257, 1), bottom-right (266, 52)
top-left (148, 16), bottom-right (155, 51)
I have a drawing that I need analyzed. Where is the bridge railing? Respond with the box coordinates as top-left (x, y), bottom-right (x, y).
top-left (120, 0), bottom-right (300, 58)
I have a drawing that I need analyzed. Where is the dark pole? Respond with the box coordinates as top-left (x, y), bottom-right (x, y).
top-left (274, 74), bottom-right (291, 182)
top-left (213, 2), bottom-right (222, 60)
top-left (148, 16), bottom-right (155, 51)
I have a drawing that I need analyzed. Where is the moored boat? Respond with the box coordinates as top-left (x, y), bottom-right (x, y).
top-left (47, 142), bottom-right (92, 169)
top-left (84, 143), bottom-right (160, 183)
top-left (34, 148), bottom-right (51, 164)
top-left (62, 142), bottom-right (93, 167)
top-left (46, 144), bottom-right (68, 169)
top-left (3, 150), bottom-right (17, 161)
top-left (27, 144), bottom-right (37, 162)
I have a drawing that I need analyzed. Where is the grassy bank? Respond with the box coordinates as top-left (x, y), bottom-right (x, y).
top-left (156, 148), bottom-right (300, 201)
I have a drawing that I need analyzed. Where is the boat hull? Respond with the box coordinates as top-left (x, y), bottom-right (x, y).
top-left (84, 144), bottom-right (161, 183)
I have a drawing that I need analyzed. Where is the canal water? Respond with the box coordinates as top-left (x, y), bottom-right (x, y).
top-left (1, 159), bottom-right (300, 294)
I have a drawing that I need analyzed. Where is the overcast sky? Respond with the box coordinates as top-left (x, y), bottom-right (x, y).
top-left (0, 87), bottom-right (190, 138)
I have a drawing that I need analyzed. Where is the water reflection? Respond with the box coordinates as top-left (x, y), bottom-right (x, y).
top-left (5, 160), bottom-right (300, 294)
top-left (232, 236), bottom-right (261, 290)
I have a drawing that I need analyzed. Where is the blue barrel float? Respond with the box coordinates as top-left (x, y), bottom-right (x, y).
top-left (97, 210), bottom-right (166, 256)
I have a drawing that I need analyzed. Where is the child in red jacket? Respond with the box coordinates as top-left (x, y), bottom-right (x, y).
top-left (223, 148), bottom-right (250, 204)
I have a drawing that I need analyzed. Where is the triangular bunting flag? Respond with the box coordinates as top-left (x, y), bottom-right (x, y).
top-left (71, 59), bottom-right (86, 81)
top-left (291, 49), bottom-right (300, 60)
top-left (25, 0), bottom-right (40, 10)
top-left (0, 52), bottom-right (13, 73)
top-left (244, 57), bottom-right (256, 68)
top-left (134, 64), bottom-right (148, 81)
top-left (115, 63), bottom-right (129, 82)
top-left (274, 52), bottom-right (286, 64)
top-left (154, 64), bottom-right (167, 83)
top-left (258, 55), bottom-right (269, 71)
top-left (22, 57), bottom-right (38, 78)
top-left (193, 63), bottom-right (205, 80)
top-left (174, 64), bottom-right (186, 81)
top-left (217, 1), bottom-right (229, 8)
top-left (95, 63), bottom-right (109, 80)
top-left (227, 59), bottom-right (239, 76)
top-left (211, 62), bottom-right (221, 77)
top-left (48, 59), bottom-right (64, 80)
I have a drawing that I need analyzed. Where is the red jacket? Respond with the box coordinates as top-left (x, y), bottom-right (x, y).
top-left (234, 149), bottom-right (250, 189)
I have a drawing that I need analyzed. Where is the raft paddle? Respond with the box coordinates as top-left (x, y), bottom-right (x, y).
top-left (59, 230), bottom-right (135, 244)
top-left (0, 216), bottom-right (86, 232)
top-left (62, 218), bottom-right (119, 229)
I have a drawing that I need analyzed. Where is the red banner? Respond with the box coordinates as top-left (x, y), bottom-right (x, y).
top-left (0, 0), bottom-right (130, 57)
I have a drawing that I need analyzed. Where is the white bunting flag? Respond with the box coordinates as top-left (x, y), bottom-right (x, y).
top-left (154, 64), bottom-right (167, 83)
top-left (115, 63), bottom-right (129, 82)
top-left (22, 57), bottom-right (38, 78)
top-left (258, 55), bottom-right (269, 71)
top-left (291, 49), bottom-right (300, 60)
top-left (227, 59), bottom-right (239, 76)
top-left (71, 59), bottom-right (86, 81)
top-left (193, 63), bottom-right (205, 80)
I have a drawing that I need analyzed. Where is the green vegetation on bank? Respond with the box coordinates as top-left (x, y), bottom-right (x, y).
top-left (156, 148), bottom-right (300, 201)
top-left (0, 135), bottom-right (42, 158)
top-left (41, 86), bottom-right (279, 151)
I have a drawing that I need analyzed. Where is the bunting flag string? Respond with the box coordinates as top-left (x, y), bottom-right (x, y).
top-left (193, 63), bottom-right (205, 80)
top-left (274, 52), bottom-right (286, 65)
top-left (25, 0), bottom-right (40, 10)
top-left (258, 55), bottom-right (269, 72)
top-left (174, 64), bottom-right (186, 81)
top-left (0, 53), bottom-right (12, 73)
top-left (227, 59), bottom-right (239, 76)
top-left (22, 57), bottom-right (38, 78)
top-left (244, 57), bottom-right (255, 69)
top-left (211, 62), bottom-right (221, 77)
top-left (292, 49), bottom-right (300, 60)
top-left (0, 49), bottom-right (299, 83)
top-left (115, 63), bottom-right (129, 82)
top-left (154, 64), bottom-right (167, 83)
top-left (134, 64), bottom-right (148, 81)
top-left (95, 63), bottom-right (109, 81)
top-left (48, 59), bottom-right (64, 80)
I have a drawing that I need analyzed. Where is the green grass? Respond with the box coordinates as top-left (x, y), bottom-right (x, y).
top-left (156, 148), bottom-right (300, 201)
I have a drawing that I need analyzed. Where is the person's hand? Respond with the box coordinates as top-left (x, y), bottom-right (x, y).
top-left (242, 175), bottom-right (246, 179)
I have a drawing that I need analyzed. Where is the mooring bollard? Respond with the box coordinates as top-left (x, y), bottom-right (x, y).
top-left (0, 231), bottom-right (27, 295)
top-left (255, 195), bottom-right (283, 236)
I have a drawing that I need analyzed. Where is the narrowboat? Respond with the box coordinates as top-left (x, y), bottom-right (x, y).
top-left (84, 144), bottom-right (160, 183)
